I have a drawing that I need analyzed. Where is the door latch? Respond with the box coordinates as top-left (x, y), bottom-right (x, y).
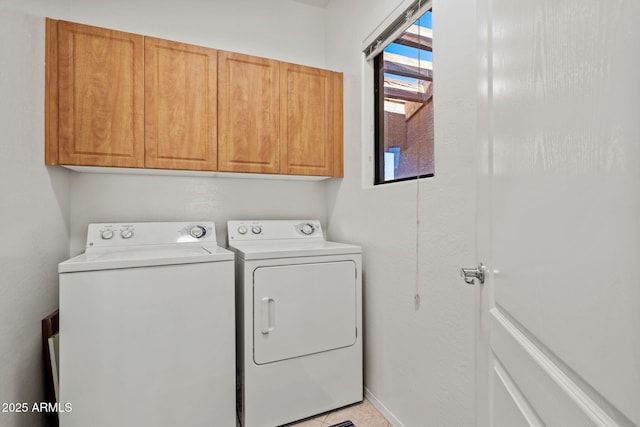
top-left (460, 263), bottom-right (486, 285)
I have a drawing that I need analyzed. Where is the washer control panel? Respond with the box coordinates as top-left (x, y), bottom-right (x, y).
top-left (227, 220), bottom-right (323, 241)
top-left (297, 222), bottom-right (316, 236)
top-left (86, 222), bottom-right (217, 249)
top-left (189, 225), bottom-right (207, 239)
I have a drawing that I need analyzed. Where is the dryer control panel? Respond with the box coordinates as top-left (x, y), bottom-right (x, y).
top-left (85, 222), bottom-right (218, 249)
top-left (227, 220), bottom-right (324, 242)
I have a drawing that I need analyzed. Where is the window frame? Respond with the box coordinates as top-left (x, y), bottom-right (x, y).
top-left (368, 2), bottom-right (434, 186)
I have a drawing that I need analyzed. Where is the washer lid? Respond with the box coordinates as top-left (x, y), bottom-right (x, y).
top-left (59, 244), bottom-right (234, 273)
top-left (228, 240), bottom-right (361, 260)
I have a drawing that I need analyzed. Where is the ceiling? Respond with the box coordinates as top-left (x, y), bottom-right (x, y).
top-left (292, 0), bottom-right (330, 8)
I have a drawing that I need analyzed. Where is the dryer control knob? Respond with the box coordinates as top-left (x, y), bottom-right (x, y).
top-left (190, 226), bottom-right (206, 239)
top-left (101, 230), bottom-right (114, 240)
top-left (251, 226), bottom-right (262, 235)
top-left (121, 229), bottom-right (134, 239)
top-left (237, 226), bottom-right (248, 235)
top-left (301, 223), bottom-right (315, 235)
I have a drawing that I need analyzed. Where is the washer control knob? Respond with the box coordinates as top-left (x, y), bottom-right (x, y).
top-left (190, 226), bottom-right (206, 239)
top-left (251, 226), bottom-right (262, 235)
top-left (101, 230), bottom-right (114, 240)
top-left (301, 223), bottom-right (315, 235)
top-left (120, 229), bottom-right (134, 239)
top-left (237, 226), bottom-right (248, 235)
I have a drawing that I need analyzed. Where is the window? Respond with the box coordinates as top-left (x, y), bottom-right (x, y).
top-left (370, 5), bottom-right (433, 184)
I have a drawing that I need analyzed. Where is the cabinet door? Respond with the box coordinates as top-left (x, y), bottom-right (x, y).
top-left (218, 51), bottom-right (280, 174)
top-left (145, 38), bottom-right (217, 171)
top-left (57, 21), bottom-right (144, 167)
top-left (280, 63), bottom-right (343, 177)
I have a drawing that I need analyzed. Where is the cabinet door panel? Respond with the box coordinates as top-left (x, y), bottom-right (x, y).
top-left (218, 51), bottom-right (279, 173)
top-left (280, 63), bottom-right (343, 177)
top-left (57, 21), bottom-right (144, 167)
top-left (145, 38), bottom-right (217, 171)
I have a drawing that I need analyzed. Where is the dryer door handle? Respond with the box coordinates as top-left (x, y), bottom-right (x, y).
top-left (261, 297), bottom-right (275, 334)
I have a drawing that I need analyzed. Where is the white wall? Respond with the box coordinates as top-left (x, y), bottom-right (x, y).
top-left (57, 0), bottom-right (332, 254)
top-left (66, 0), bottom-right (327, 68)
top-left (68, 173), bottom-right (328, 254)
top-left (324, 1), bottom-right (477, 425)
top-left (0, 1), bottom-right (71, 426)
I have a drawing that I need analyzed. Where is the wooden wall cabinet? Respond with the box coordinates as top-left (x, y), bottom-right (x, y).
top-left (46, 20), bottom-right (218, 171)
top-left (47, 20), bottom-right (145, 168)
top-left (46, 20), bottom-right (343, 177)
top-left (280, 62), bottom-right (343, 177)
top-left (218, 52), bottom-right (343, 177)
top-left (218, 51), bottom-right (280, 174)
top-left (144, 37), bottom-right (217, 171)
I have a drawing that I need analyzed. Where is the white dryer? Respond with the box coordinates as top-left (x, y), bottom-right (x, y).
top-left (227, 220), bottom-right (362, 427)
top-left (58, 222), bottom-right (235, 427)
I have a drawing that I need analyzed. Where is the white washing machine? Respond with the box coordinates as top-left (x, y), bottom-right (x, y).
top-left (58, 222), bottom-right (235, 427)
top-left (227, 219), bottom-right (362, 427)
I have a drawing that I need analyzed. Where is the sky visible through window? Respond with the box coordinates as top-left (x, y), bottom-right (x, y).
top-left (383, 11), bottom-right (432, 85)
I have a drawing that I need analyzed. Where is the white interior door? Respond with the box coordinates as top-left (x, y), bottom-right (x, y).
top-left (475, 1), bottom-right (640, 426)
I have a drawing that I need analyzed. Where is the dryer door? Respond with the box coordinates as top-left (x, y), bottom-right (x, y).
top-left (253, 260), bottom-right (357, 365)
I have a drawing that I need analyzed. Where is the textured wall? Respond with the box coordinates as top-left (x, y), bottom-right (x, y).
top-left (325, 0), bottom-right (477, 425)
top-left (0, 1), bottom-right (71, 426)
top-left (64, 0), bottom-right (328, 70)
top-left (68, 173), bottom-right (328, 255)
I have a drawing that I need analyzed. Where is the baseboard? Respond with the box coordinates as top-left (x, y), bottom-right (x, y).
top-left (364, 387), bottom-right (405, 427)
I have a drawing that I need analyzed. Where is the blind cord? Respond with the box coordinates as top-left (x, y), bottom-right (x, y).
top-left (414, 0), bottom-right (423, 311)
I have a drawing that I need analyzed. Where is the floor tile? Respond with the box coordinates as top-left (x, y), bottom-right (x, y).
top-left (323, 399), bottom-right (389, 427)
top-left (281, 398), bottom-right (390, 427)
